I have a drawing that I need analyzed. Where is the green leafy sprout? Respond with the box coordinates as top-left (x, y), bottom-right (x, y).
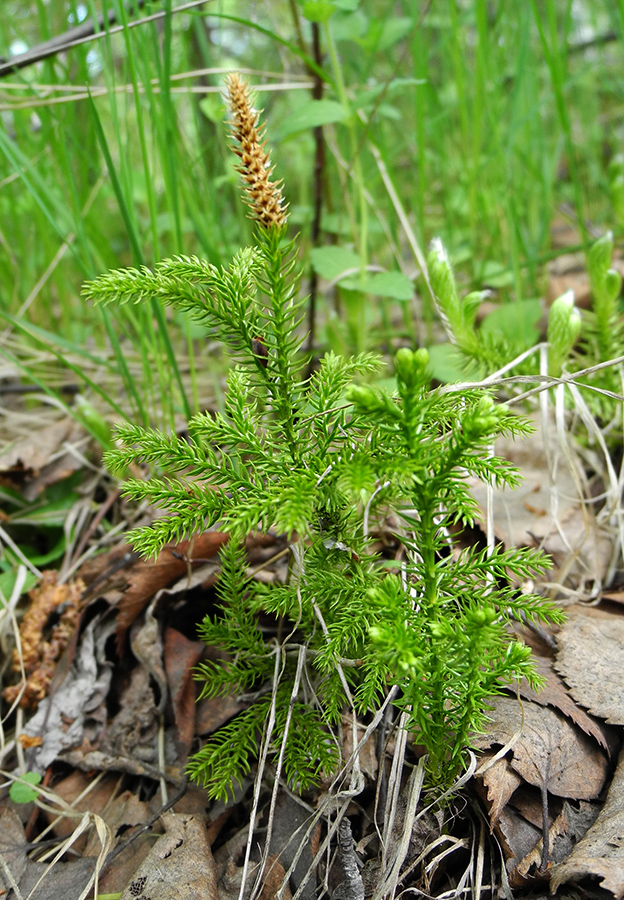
top-left (82, 74), bottom-right (563, 798)
top-left (429, 228), bottom-right (624, 428)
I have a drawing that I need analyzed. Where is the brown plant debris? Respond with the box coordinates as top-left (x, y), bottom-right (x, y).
top-left (225, 72), bottom-right (288, 228)
top-left (554, 608), bottom-right (624, 725)
top-left (474, 697), bottom-right (608, 801)
top-left (3, 570), bottom-right (84, 709)
top-left (550, 747), bottom-right (624, 899)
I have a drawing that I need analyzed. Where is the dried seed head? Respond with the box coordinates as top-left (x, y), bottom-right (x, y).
top-left (225, 72), bottom-right (288, 229)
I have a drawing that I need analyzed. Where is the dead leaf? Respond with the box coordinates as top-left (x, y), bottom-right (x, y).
top-left (475, 752), bottom-right (523, 826)
top-left (551, 747), bottom-right (624, 898)
top-left (474, 698), bottom-right (607, 801)
top-left (195, 688), bottom-right (247, 737)
top-left (44, 771), bottom-right (153, 852)
top-left (164, 628), bottom-right (204, 759)
top-left (20, 615), bottom-right (116, 770)
top-left (130, 600), bottom-right (167, 713)
top-left (259, 856), bottom-right (293, 900)
top-left (511, 806), bottom-right (570, 886)
top-left (116, 531), bottom-right (229, 651)
top-left (99, 665), bottom-right (158, 762)
top-left (0, 807), bottom-right (28, 887)
top-left (0, 806), bottom-right (95, 900)
top-left (119, 812), bottom-right (218, 900)
top-left (59, 745), bottom-right (184, 784)
top-left (0, 418), bottom-right (77, 480)
top-left (555, 610), bottom-right (624, 725)
top-left (518, 649), bottom-right (610, 751)
top-left (494, 805), bottom-right (541, 875)
top-left (266, 793), bottom-right (320, 898)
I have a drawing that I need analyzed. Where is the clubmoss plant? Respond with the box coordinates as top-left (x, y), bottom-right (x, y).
top-left (430, 230), bottom-right (623, 402)
top-left (83, 75), bottom-right (563, 797)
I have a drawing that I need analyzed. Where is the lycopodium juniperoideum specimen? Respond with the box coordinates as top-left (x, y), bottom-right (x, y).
top-left (83, 74), bottom-right (563, 797)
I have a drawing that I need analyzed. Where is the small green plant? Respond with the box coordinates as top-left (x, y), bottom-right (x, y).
top-left (9, 771), bottom-right (42, 804)
top-left (83, 75), bottom-right (562, 797)
top-left (429, 230), bottom-right (623, 404)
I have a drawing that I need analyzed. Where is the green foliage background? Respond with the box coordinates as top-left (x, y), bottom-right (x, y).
top-left (2, 1), bottom-right (624, 423)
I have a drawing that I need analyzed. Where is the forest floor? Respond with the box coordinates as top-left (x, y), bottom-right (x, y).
top-left (1, 233), bottom-right (624, 900)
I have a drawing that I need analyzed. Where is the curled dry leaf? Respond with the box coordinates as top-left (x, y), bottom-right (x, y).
top-left (115, 531), bottom-right (229, 651)
top-left (0, 417), bottom-right (80, 481)
top-left (20, 616), bottom-right (116, 770)
top-left (164, 627), bottom-right (205, 758)
top-left (474, 697), bottom-right (607, 801)
top-left (551, 748), bottom-right (624, 899)
top-left (555, 609), bottom-right (624, 725)
top-left (475, 752), bottom-right (522, 827)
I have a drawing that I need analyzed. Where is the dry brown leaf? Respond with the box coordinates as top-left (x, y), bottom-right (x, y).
top-left (115, 531), bottom-right (229, 650)
top-left (511, 806), bottom-right (570, 886)
top-left (20, 615), bottom-right (116, 770)
top-left (266, 793), bottom-right (320, 893)
top-left (518, 650), bottom-right (610, 751)
top-left (555, 610), bottom-right (624, 725)
top-left (119, 812), bottom-right (218, 900)
top-left (259, 856), bottom-right (293, 900)
top-left (0, 417), bottom-right (76, 479)
top-left (129, 600), bottom-right (167, 712)
top-left (474, 698), bottom-right (607, 800)
top-left (475, 752), bottom-right (523, 826)
top-left (551, 748), bottom-right (624, 898)
top-left (195, 686), bottom-right (247, 737)
top-left (164, 628), bottom-right (204, 756)
top-left (0, 417), bottom-right (86, 501)
top-left (0, 806), bottom-right (96, 899)
top-left (99, 665), bottom-right (158, 762)
top-left (43, 771), bottom-right (154, 854)
top-left (494, 806), bottom-right (541, 874)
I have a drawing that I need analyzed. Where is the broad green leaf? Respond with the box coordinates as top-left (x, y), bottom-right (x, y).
top-left (478, 260), bottom-right (515, 288)
top-left (301, 0), bottom-right (335, 22)
top-left (0, 570), bottom-right (37, 604)
top-left (362, 17), bottom-right (414, 52)
top-left (332, 9), bottom-right (368, 41)
top-left (426, 343), bottom-right (478, 384)
top-left (10, 772), bottom-right (42, 804)
top-left (310, 246), bottom-right (361, 281)
top-left (8, 533), bottom-right (67, 567)
top-left (340, 271), bottom-right (413, 300)
top-left (276, 100), bottom-right (347, 140)
top-left (481, 299), bottom-right (542, 346)
top-left (10, 494), bottom-right (80, 528)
